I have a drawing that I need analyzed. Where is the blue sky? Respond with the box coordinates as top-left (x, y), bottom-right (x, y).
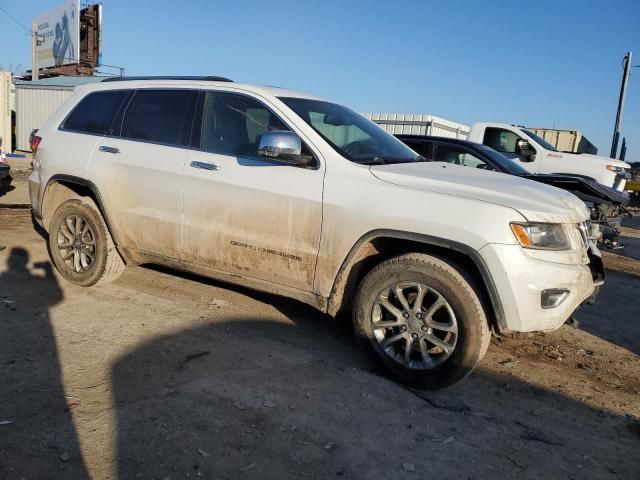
top-left (1, 0), bottom-right (639, 159)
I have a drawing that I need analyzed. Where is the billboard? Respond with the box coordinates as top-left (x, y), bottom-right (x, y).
top-left (34, 0), bottom-right (80, 69)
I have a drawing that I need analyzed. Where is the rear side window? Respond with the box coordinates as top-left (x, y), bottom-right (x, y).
top-left (63, 90), bottom-right (130, 135)
top-left (121, 89), bottom-right (196, 146)
top-left (433, 144), bottom-right (492, 169)
top-left (402, 139), bottom-right (433, 158)
top-left (483, 127), bottom-right (520, 154)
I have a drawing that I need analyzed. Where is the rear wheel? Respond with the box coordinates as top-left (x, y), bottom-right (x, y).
top-left (353, 253), bottom-right (490, 389)
top-left (48, 199), bottom-right (125, 287)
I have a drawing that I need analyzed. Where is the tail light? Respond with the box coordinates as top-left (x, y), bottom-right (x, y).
top-left (31, 135), bottom-right (42, 155)
top-left (0, 154), bottom-right (7, 165)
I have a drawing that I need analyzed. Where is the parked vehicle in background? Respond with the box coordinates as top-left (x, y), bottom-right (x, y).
top-left (626, 162), bottom-right (640, 197)
top-left (468, 123), bottom-right (630, 191)
top-left (29, 77), bottom-right (604, 389)
top-left (0, 136), bottom-right (10, 183)
top-left (525, 128), bottom-right (597, 155)
top-left (397, 134), bottom-right (630, 248)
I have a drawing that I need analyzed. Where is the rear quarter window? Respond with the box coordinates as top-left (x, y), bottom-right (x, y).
top-left (62, 90), bottom-right (130, 135)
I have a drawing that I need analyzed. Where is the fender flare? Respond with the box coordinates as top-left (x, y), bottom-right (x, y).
top-left (42, 174), bottom-right (125, 252)
top-left (328, 229), bottom-right (506, 329)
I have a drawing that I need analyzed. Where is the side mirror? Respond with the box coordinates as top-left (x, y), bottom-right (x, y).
top-left (258, 131), bottom-right (314, 167)
top-left (516, 139), bottom-right (536, 162)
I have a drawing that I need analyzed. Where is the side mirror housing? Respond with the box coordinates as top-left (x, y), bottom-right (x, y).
top-left (516, 139), bottom-right (536, 162)
top-left (258, 131), bottom-right (314, 167)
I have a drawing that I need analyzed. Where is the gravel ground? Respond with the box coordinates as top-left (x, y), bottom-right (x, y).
top-left (0, 208), bottom-right (639, 480)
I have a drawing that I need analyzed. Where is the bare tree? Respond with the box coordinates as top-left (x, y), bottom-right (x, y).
top-left (0, 63), bottom-right (26, 75)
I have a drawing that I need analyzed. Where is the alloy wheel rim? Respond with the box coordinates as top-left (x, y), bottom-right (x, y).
top-left (57, 214), bottom-right (97, 273)
top-left (371, 281), bottom-right (458, 370)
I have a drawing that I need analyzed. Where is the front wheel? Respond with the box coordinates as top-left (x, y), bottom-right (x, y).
top-left (353, 253), bottom-right (490, 389)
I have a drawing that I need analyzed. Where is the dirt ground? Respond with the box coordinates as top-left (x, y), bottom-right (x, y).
top-left (1, 202), bottom-right (640, 479)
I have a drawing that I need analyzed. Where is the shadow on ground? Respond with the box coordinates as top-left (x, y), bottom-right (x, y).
top-left (576, 269), bottom-right (640, 356)
top-left (112, 313), bottom-right (639, 480)
top-left (0, 178), bottom-right (15, 199)
top-left (0, 248), bottom-right (90, 478)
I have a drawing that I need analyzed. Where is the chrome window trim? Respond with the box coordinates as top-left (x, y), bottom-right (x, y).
top-left (57, 87), bottom-right (323, 170)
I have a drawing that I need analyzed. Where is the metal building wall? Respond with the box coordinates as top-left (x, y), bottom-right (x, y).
top-left (0, 72), bottom-right (12, 152)
top-left (15, 86), bottom-right (74, 151)
top-left (363, 112), bottom-right (470, 139)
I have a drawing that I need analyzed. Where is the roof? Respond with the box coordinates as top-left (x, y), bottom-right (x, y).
top-left (14, 76), bottom-right (109, 88)
top-left (72, 78), bottom-right (324, 101)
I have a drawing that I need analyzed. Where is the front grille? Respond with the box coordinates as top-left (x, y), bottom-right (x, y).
top-left (578, 222), bottom-right (590, 250)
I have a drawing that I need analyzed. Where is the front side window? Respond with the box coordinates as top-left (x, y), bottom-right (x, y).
top-left (199, 92), bottom-right (289, 157)
top-left (121, 89), bottom-right (195, 145)
top-left (522, 129), bottom-right (558, 152)
top-left (483, 127), bottom-right (520, 154)
top-left (280, 97), bottom-right (421, 164)
top-left (63, 90), bottom-right (130, 135)
top-left (402, 139), bottom-right (434, 159)
top-left (434, 144), bottom-right (492, 169)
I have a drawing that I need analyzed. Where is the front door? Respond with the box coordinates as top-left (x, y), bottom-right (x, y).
top-left (482, 127), bottom-right (540, 173)
top-left (182, 91), bottom-right (324, 291)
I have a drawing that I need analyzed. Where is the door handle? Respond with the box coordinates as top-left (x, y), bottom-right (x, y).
top-left (99, 145), bottom-right (120, 154)
top-left (190, 161), bottom-right (219, 171)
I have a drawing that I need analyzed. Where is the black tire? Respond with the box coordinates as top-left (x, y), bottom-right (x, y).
top-left (353, 253), bottom-right (490, 389)
top-left (48, 199), bottom-right (125, 287)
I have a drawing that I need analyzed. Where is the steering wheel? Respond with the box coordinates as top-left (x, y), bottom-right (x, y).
top-left (343, 140), bottom-right (366, 156)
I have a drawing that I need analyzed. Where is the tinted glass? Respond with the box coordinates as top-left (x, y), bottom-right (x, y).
top-left (280, 97), bottom-right (421, 164)
top-left (434, 144), bottom-right (492, 169)
top-left (476, 144), bottom-right (531, 175)
top-left (400, 139), bottom-right (433, 159)
top-left (63, 90), bottom-right (129, 135)
top-left (121, 90), bottom-right (195, 145)
top-left (483, 127), bottom-right (520, 153)
top-left (522, 129), bottom-right (558, 152)
top-left (200, 92), bottom-right (289, 156)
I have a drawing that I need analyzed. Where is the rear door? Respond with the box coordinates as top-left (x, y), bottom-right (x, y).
top-left (87, 88), bottom-right (196, 259)
top-left (182, 90), bottom-right (324, 291)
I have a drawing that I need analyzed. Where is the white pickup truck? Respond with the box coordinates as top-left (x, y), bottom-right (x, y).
top-left (468, 123), bottom-right (630, 191)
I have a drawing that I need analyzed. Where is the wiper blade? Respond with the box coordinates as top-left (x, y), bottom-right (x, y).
top-left (353, 156), bottom-right (387, 165)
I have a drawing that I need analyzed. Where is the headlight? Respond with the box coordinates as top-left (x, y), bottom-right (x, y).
top-left (606, 165), bottom-right (624, 173)
top-left (510, 222), bottom-right (571, 250)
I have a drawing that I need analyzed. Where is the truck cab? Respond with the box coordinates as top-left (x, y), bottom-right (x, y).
top-left (468, 123), bottom-right (630, 191)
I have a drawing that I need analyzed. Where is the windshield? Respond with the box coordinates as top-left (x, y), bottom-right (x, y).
top-left (522, 129), bottom-right (558, 152)
top-left (279, 97), bottom-right (422, 164)
top-left (476, 144), bottom-right (532, 175)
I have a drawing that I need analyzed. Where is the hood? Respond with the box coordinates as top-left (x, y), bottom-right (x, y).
top-left (370, 162), bottom-right (589, 223)
top-left (522, 173), bottom-right (630, 206)
top-left (550, 152), bottom-right (630, 170)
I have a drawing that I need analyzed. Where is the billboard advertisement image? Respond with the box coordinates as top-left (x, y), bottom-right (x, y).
top-left (34, 0), bottom-right (80, 69)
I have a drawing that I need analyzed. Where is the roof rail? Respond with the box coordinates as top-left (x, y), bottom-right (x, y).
top-left (101, 76), bottom-right (233, 83)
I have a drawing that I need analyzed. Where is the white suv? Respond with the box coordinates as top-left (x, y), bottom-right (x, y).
top-left (29, 77), bottom-right (604, 388)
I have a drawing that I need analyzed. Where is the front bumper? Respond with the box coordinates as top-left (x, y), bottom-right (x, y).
top-left (479, 243), bottom-right (601, 332)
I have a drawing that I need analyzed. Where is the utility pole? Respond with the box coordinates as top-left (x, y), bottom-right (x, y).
top-left (610, 51), bottom-right (633, 158)
top-left (31, 23), bottom-right (38, 80)
top-left (31, 23), bottom-right (45, 80)
top-left (619, 137), bottom-right (627, 161)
